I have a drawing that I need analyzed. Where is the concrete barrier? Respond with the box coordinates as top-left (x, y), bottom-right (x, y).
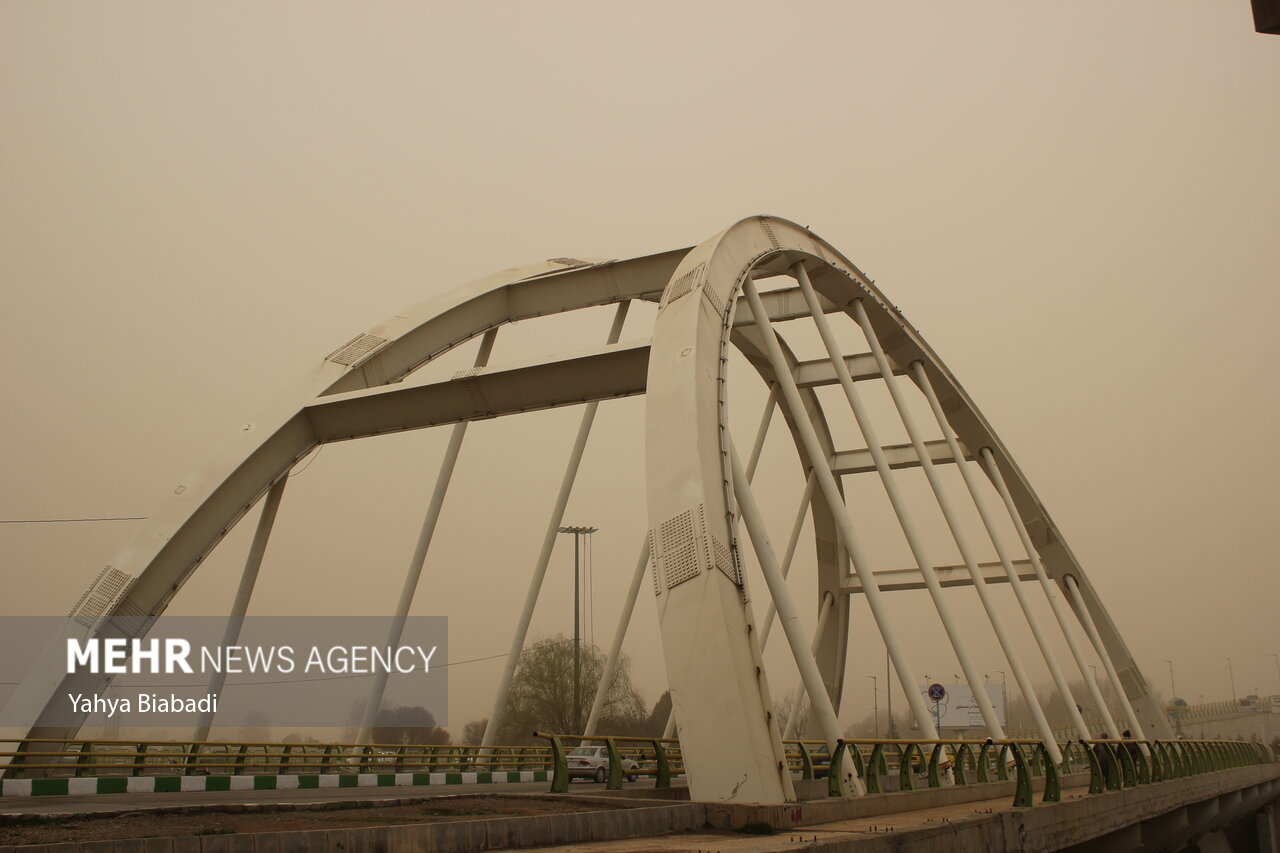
top-left (705, 772), bottom-right (1091, 830)
top-left (0, 801), bottom-right (707, 852)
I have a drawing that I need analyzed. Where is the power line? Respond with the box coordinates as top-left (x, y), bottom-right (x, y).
top-left (0, 517), bottom-right (147, 524)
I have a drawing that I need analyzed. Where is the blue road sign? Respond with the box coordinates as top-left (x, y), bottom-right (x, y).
top-left (928, 683), bottom-right (946, 702)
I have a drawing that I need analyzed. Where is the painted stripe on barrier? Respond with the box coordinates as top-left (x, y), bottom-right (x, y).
top-left (68, 778), bottom-right (97, 796)
top-left (0, 768), bottom-right (557, 797)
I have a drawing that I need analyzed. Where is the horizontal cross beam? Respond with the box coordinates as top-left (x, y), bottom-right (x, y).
top-left (830, 439), bottom-right (969, 475)
top-left (304, 341), bottom-right (651, 442)
top-left (840, 559), bottom-right (1036, 594)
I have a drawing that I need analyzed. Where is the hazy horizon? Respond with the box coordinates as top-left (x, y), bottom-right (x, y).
top-left (2, 2), bottom-right (1277, 739)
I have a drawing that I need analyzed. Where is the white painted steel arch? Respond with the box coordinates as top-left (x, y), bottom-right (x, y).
top-left (5, 216), bottom-right (1169, 804)
top-left (643, 216), bottom-right (1169, 800)
top-left (4, 250), bottom-right (681, 739)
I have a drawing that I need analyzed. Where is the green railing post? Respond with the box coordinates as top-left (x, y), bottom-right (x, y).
top-left (1117, 744), bottom-right (1136, 787)
top-left (233, 744), bottom-right (250, 776)
top-left (797, 742), bottom-right (814, 780)
top-left (1038, 743), bottom-right (1060, 804)
top-left (827, 740), bottom-right (847, 798)
top-left (1084, 741), bottom-right (1105, 794)
top-left (977, 741), bottom-right (993, 783)
top-left (954, 743), bottom-right (973, 785)
top-left (536, 733), bottom-right (569, 794)
top-left (899, 743), bottom-right (920, 792)
top-left (1009, 744), bottom-right (1033, 808)
top-left (847, 742), bottom-right (867, 784)
top-left (74, 742), bottom-right (92, 778)
top-left (650, 739), bottom-right (670, 789)
top-left (132, 742), bottom-right (149, 777)
top-left (866, 744), bottom-right (885, 794)
top-left (997, 744), bottom-right (1011, 781)
top-left (927, 743), bottom-right (944, 789)
top-left (604, 738), bottom-right (623, 790)
top-left (1133, 743), bottom-right (1150, 784)
top-left (1104, 745), bottom-right (1122, 791)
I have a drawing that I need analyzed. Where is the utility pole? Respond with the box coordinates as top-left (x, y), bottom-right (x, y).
top-left (1165, 659), bottom-right (1177, 698)
top-left (867, 675), bottom-right (878, 739)
top-left (886, 649), bottom-right (895, 739)
top-left (1271, 654), bottom-right (1280, 694)
top-left (1226, 657), bottom-right (1237, 703)
top-left (559, 525), bottom-right (597, 734)
top-left (997, 671), bottom-right (1007, 730)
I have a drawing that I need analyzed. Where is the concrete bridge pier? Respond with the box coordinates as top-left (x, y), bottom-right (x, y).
top-left (1159, 778), bottom-right (1280, 853)
top-left (1258, 803), bottom-right (1280, 853)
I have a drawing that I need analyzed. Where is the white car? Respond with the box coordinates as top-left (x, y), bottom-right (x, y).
top-left (566, 745), bottom-right (639, 783)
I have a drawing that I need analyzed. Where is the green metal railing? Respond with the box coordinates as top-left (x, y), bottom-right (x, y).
top-left (0, 738), bottom-right (555, 779)
top-left (530, 732), bottom-right (686, 793)
top-left (530, 733), bottom-right (1274, 809)
top-left (5, 734), bottom-right (1270, 811)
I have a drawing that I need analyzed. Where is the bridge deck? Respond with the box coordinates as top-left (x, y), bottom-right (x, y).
top-left (524, 786), bottom-right (1094, 852)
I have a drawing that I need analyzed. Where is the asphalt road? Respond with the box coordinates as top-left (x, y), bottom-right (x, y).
top-left (0, 779), bottom-right (663, 815)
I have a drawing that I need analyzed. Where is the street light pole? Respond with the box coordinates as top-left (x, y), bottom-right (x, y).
top-left (1226, 657), bottom-right (1237, 703)
top-left (867, 676), bottom-right (878, 739)
top-left (1271, 654), bottom-right (1280, 694)
top-left (559, 525), bottom-right (597, 734)
top-left (1164, 659), bottom-right (1177, 698)
top-left (886, 649), bottom-right (895, 739)
top-left (996, 671), bottom-right (1007, 730)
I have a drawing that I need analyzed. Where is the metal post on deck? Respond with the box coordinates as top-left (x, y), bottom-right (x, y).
top-left (741, 274), bottom-right (939, 742)
top-left (193, 475), bottom-right (288, 743)
top-left (783, 591), bottom-right (836, 739)
top-left (1062, 575), bottom-right (1147, 741)
top-left (731, 447), bottom-right (862, 795)
top-left (980, 447), bottom-right (1120, 739)
top-left (583, 539), bottom-right (648, 736)
top-left (792, 262), bottom-right (1002, 740)
top-left (911, 361), bottom-right (1092, 744)
top-left (357, 327), bottom-right (498, 745)
top-left (481, 302), bottom-right (630, 749)
top-left (759, 472), bottom-right (816, 649)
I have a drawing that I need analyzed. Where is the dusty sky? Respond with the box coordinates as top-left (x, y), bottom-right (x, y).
top-left (2, 2), bottom-right (1278, 735)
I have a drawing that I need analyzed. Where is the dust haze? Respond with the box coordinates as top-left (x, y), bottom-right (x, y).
top-left (2, 2), bottom-right (1277, 736)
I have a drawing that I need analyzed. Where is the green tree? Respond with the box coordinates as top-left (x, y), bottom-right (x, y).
top-left (642, 691), bottom-right (672, 737)
top-left (372, 705), bottom-right (451, 745)
top-left (460, 718), bottom-right (488, 746)
top-left (492, 635), bottom-right (647, 744)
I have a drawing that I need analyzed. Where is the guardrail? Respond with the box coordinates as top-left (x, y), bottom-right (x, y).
top-left (0, 738), bottom-right (554, 779)
top-left (531, 733), bottom-right (1275, 808)
top-left (5, 734), bottom-right (1270, 811)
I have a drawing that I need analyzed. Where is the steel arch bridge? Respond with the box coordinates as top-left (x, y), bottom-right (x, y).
top-left (3, 216), bottom-right (1171, 804)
